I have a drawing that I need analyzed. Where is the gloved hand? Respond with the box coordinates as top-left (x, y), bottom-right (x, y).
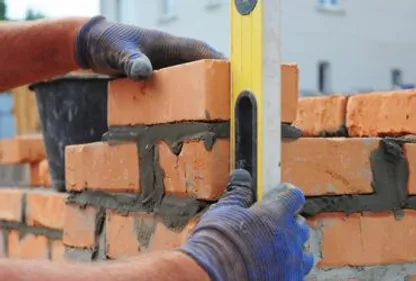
top-left (75, 16), bottom-right (225, 80)
top-left (180, 169), bottom-right (314, 281)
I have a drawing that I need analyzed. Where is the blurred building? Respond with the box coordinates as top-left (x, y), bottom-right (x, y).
top-left (100, 0), bottom-right (416, 96)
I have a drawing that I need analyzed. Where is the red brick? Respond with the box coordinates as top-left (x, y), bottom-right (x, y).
top-left (158, 139), bottom-right (230, 200)
top-left (105, 210), bottom-right (155, 259)
top-left (347, 89), bottom-right (416, 137)
top-left (282, 138), bottom-right (377, 196)
top-left (63, 204), bottom-right (97, 249)
top-left (293, 95), bottom-right (347, 136)
top-left (0, 134), bottom-right (45, 164)
top-left (311, 210), bottom-right (416, 267)
top-left (148, 219), bottom-right (198, 251)
top-left (50, 240), bottom-right (66, 262)
top-left (65, 142), bottom-right (139, 193)
top-left (0, 188), bottom-right (23, 222)
top-left (26, 191), bottom-right (67, 229)
top-left (38, 159), bottom-right (51, 187)
top-left (29, 162), bottom-right (42, 186)
top-left (281, 63), bottom-right (299, 123)
top-left (8, 230), bottom-right (48, 259)
top-left (108, 60), bottom-right (230, 126)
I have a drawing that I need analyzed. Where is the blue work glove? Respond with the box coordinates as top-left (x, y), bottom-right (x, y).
top-left (180, 169), bottom-right (314, 281)
top-left (75, 16), bottom-right (225, 79)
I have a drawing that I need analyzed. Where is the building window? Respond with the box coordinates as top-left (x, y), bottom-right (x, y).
top-left (161, 0), bottom-right (175, 18)
top-left (206, 0), bottom-right (222, 10)
top-left (392, 69), bottom-right (402, 87)
top-left (317, 0), bottom-right (343, 12)
top-left (317, 0), bottom-right (340, 8)
top-left (318, 62), bottom-right (330, 94)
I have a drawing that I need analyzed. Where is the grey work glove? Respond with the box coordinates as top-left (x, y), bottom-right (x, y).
top-left (75, 15), bottom-right (225, 79)
top-left (180, 169), bottom-right (314, 281)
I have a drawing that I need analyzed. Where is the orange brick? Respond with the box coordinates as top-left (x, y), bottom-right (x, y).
top-left (26, 191), bottom-right (67, 229)
top-left (149, 219), bottom-right (198, 251)
top-left (105, 210), bottom-right (155, 259)
top-left (65, 142), bottom-right (139, 193)
top-left (108, 60), bottom-right (230, 126)
top-left (30, 162), bottom-right (42, 186)
top-left (347, 90), bottom-right (416, 137)
top-left (0, 135), bottom-right (45, 164)
top-left (0, 188), bottom-right (23, 222)
top-left (282, 138), bottom-right (377, 196)
top-left (51, 240), bottom-right (66, 262)
top-left (38, 159), bottom-right (51, 187)
top-left (313, 210), bottom-right (416, 267)
top-left (8, 230), bottom-right (48, 259)
top-left (293, 95), bottom-right (347, 136)
top-left (281, 63), bottom-right (299, 123)
top-left (158, 139), bottom-right (230, 200)
top-left (63, 204), bottom-right (97, 249)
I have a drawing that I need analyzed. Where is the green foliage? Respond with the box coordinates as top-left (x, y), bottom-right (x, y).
top-left (25, 8), bottom-right (45, 20)
top-left (0, 0), bottom-right (7, 21)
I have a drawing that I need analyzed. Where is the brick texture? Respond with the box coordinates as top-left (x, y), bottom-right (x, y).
top-left (108, 60), bottom-right (230, 126)
top-left (293, 95), bottom-right (347, 136)
top-left (38, 159), bottom-right (51, 187)
top-left (25, 191), bottom-right (67, 229)
top-left (148, 219), bottom-right (198, 251)
top-left (158, 139), bottom-right (230, 200)
top-left (347, 90), bottom-right (416, 137)
top-left (105, 210), bottom-right (155, 259)
top-left (282, 138), bottom-right (377, 196)
top-left (312, 210), bottom-right (416, 267)
top-left (8, 231), bottom-right (49, 259)
top-left (0, 188), bottom-right (23, 222)
top-left (0, 135), bottom-right (45, 164)
top-left (63, 204), bottom-right (98, 249)
top-left (51, 240), bottom-right (66, 262)
top-left (65, 142), bottom-right (139, 193)
top-left (281, 63), bottom-right (299, 123)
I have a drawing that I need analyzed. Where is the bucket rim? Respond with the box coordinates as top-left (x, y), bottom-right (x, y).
top-left (29, 72), bottom-right (114, 90)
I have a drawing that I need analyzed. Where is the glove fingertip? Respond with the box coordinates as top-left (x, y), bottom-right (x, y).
top-left (228, 169), bottom-right (252, 188)
top-left (303, 253), bottom-right (315, 276)
top-left (128, 56), bottom-right (153, 80)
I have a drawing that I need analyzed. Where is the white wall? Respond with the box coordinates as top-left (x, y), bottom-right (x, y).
top-left (100, 0), bottom-right (416, 95)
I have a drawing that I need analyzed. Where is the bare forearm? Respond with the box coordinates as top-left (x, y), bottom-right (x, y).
top-left (0, 251), bottom-right (210, 281)
top-left (0, 17), bottom-right (88, 92)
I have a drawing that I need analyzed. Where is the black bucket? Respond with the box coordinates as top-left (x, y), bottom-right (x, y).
top-left (29, 73), bottom-right (110, 192)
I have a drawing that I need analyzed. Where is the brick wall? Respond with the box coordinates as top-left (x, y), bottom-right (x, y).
top-left (1, 60), bottom-right (416, 280)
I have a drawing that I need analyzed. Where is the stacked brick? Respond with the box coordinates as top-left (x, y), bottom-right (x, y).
top-left (2, 59), bottom-right (415, 281)
top-left (61, 60), bottom-right (299, 260)
top-left (291, 91), bottom-right (416, 280)
top-left (0, 135), bottom-right (63, 260)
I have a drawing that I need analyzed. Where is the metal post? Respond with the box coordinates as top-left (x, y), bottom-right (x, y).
top-left (230, 0), bottom-right (282, 200)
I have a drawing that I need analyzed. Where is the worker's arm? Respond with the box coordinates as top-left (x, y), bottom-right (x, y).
top-left (0, 251), bottom-right (210, 281)
top-left (0, 15), bottom-right (224, 92)
top-left (0, 170), bottom-right (314, 281)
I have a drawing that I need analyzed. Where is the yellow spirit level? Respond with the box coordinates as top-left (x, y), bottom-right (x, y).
top-left (230, 0), bottom-right (282, 200)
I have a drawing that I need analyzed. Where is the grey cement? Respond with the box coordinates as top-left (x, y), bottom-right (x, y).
top-left (306, 263), bottom-right (416, 281)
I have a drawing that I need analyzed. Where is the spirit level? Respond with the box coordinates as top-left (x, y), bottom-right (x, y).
top-left (230, 0), bottom-right (282, 200)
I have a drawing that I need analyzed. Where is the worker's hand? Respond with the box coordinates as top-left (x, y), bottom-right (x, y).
top-left (75, 16), bottom-right (225, 79)
top-left (180, 169), bottom-right (314, 281)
